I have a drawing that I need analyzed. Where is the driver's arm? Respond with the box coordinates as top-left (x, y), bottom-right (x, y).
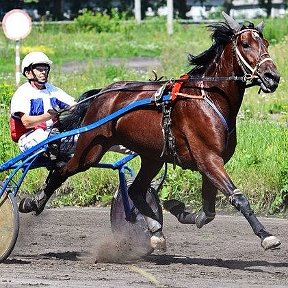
top-left (18, 112), bottom-right (57, 129)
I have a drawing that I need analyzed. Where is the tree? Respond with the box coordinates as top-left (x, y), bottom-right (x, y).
top-left (51, 0), bottom-right (64, 20)
top-left (259, 0), bottom-right (273, 17)
top-left (152, 0), bottom-right (189, 19)
top-left (222, 0), bottom-right (233, 15)
top-left (0, 0), bottom-right (23, 20)
top-left (175, 0), bottom-right (189, 18)
top-left (0, 0), bottom-right (202, 21)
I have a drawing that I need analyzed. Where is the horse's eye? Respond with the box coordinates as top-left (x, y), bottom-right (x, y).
top-left (242, 41), bottom-right (250, 48)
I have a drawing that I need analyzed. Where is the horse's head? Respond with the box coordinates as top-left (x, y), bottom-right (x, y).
top-left (222, 12), bottom-right (280, 93)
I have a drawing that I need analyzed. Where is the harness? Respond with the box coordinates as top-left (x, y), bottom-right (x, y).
top-left (152, 77), bottom-right (232, 167)
top-left (233, 29), bottom-right (273, 91)
top-left (151, 28), bottom-right (272, 166)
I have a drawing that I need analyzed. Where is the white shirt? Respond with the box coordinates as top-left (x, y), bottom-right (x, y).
top-left (11, 81), bottom-right (75, 129)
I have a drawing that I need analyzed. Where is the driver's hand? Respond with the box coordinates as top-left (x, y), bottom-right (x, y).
top-left (47, 108), bottom-right (59, 120)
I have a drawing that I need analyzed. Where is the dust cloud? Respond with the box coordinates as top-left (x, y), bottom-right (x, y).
top-left (94, 232), bottom-right (152, 263)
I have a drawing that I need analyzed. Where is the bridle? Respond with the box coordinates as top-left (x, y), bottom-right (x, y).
top-left (232, 28), bottom-right (272, 84)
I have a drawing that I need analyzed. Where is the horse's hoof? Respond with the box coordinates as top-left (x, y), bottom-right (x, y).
top-left (163, 199), bottom-right (197, 224)
top-left (150, 231), bottom-right (167, 252)
top-left (195, 209), bottom-right (215, 229)
top-left (261, 236), bottom-right (281, 250)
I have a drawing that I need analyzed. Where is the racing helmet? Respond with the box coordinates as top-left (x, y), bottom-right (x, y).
top-left (21, 51), bottom-right (53, 76)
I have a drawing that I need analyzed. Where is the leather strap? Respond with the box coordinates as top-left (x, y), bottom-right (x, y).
top-left (170, 74), bottom-right (189, 101)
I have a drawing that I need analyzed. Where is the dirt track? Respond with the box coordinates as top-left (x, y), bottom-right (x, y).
top-left (0, 207), bottom-right (287, 288)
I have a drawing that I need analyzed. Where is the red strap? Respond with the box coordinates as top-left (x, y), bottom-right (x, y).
top-left (34, 122), bottom-right (47, 130)
top-left (171, 74), bottom-right (189, 101)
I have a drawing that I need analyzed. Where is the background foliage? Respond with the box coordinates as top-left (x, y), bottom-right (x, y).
top-left (0, 13), bottom-right (287, 215)
top-left (0, 0), bottom-right (189, 21)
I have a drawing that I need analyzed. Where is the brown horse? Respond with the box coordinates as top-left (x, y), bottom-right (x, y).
top-left (22, 12), bottom-right (281, 251)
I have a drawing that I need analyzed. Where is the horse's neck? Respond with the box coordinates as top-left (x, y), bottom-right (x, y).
top-left (201, 47), bottom-right (245, 119)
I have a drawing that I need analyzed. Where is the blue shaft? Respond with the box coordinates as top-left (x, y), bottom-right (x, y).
top-left (0, 95), bottom-right (170, 172)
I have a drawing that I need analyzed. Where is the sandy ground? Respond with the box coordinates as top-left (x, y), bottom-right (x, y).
top-left (0, 207), bottom-right (287, 288)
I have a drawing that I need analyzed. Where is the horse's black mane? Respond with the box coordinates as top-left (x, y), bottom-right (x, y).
top-left (59, 88), bottom-right (101, 132)
top-left (188, 21), bottom-right (260, 75)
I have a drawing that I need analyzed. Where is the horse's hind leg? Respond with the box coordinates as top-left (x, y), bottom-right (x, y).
top-left (19, 136), bottom-right (107, 215)
top-left (128, 157), bottom-right (166, 250)
top-left (163, 175), bottom-right (217, 226)
top-left (19, 169), bottom-right (68, 215)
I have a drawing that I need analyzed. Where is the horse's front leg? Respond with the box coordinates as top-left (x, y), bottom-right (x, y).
top-left (198, 154), bottom-right (281, 250)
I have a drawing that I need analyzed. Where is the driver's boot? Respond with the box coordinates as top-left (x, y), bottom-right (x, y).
top-left (18, 169), bottom-right (64, 215)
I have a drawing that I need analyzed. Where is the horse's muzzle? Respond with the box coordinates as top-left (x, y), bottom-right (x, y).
top-left (259, 70), bottom-right (280, 93)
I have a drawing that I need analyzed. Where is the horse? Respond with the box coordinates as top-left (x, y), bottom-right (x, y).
top-left (34, 12), bottom-right (281, 251)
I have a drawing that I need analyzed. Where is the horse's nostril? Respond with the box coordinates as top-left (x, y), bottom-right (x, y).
top-left (265, 72), bottom-right (280, 83)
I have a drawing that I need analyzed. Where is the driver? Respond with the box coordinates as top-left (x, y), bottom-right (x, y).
top-left (10, 51), bottom-right (133, 216)
top-left (10, 51), bottom-right (76, 214)
top-left (10, 51), bottom-right (76, 153)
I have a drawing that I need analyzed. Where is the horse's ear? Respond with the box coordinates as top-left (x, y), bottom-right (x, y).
top-left (222, 11), bottom-right (242, 33)
top-left (256, 21), bottom-right (265, 33)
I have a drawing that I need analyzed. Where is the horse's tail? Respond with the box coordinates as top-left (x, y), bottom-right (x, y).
top-left (59, 88), bottom-right (102, 132)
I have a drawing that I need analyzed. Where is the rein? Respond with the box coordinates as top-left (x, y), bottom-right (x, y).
top-left (59, 28), bottom-right (270, 116)
top-left (63, 74), bottom-right (247, 114)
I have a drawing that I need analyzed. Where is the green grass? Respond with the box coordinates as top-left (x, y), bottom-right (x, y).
top-left (0, 16), bottom-right (287, 214)
top-left (226, 120), bottom-right (288, 212)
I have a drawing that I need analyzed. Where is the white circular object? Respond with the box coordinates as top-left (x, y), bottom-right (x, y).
top-left (2, 9), bottom-right (32, 40)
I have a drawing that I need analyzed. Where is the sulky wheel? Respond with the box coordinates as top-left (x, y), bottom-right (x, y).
top-left (0, 185), bottom-right (19, 262)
